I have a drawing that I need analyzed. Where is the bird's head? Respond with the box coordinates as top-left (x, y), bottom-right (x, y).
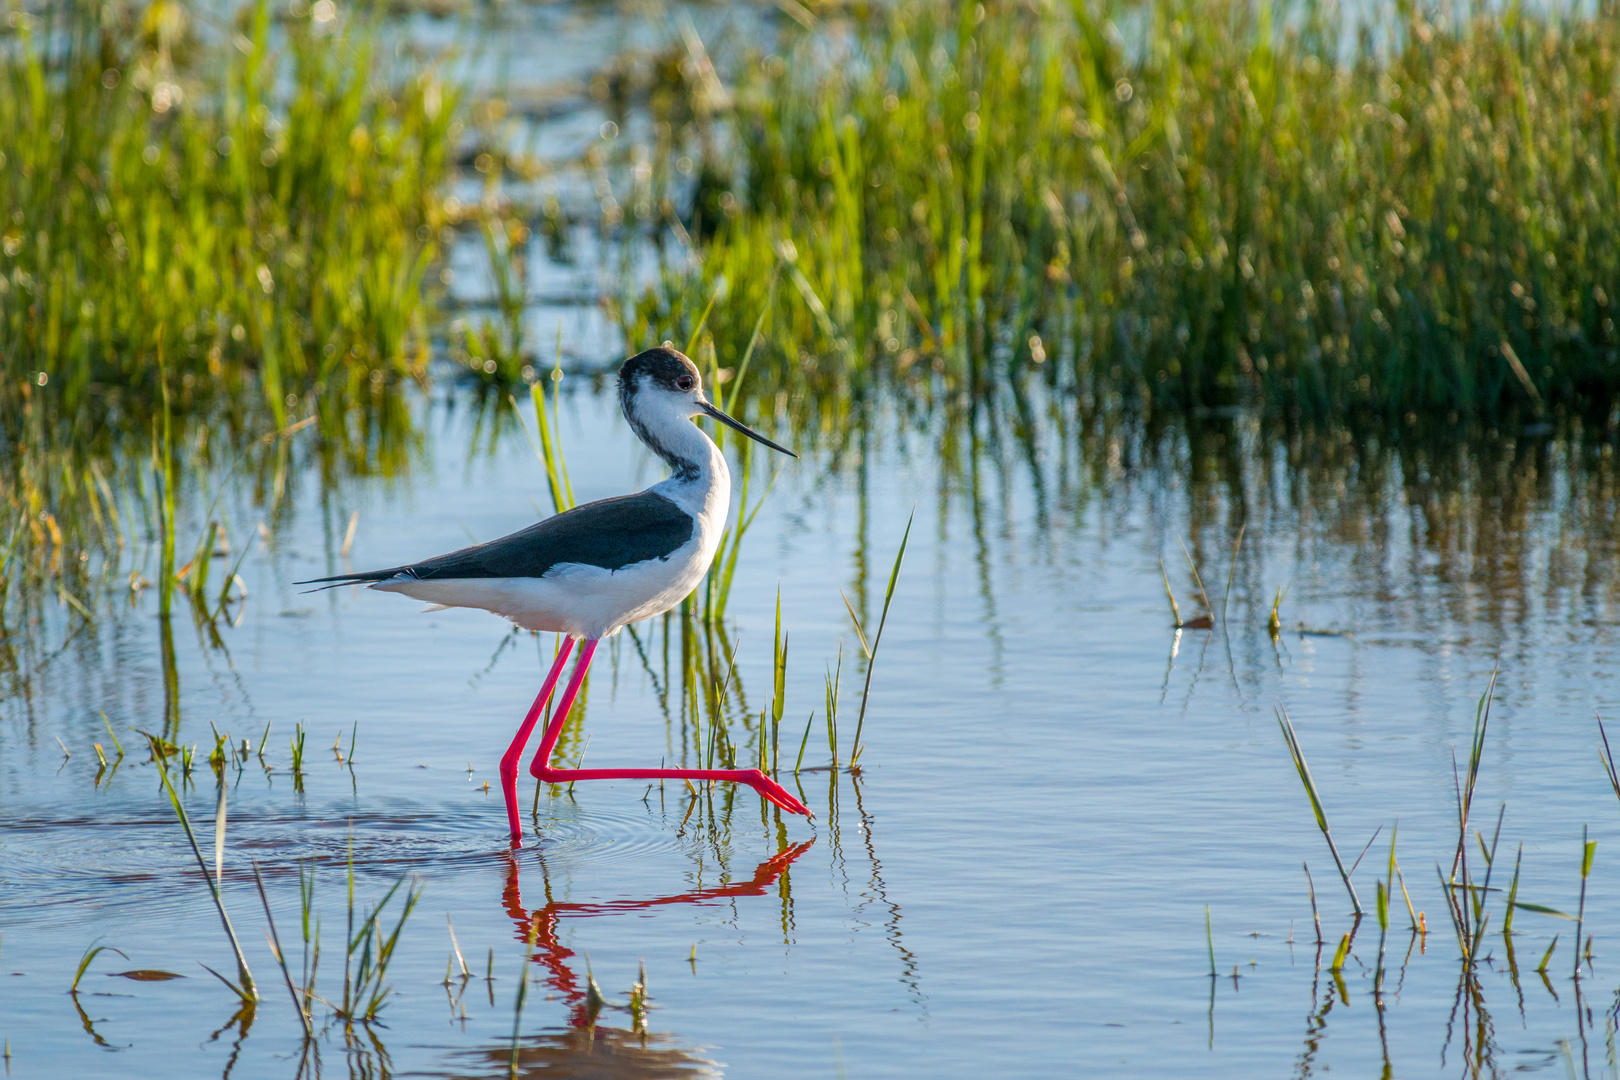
top-left (618, 346), bottom-right (795, 458)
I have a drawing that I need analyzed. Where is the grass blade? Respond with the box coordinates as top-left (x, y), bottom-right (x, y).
top-left (71, 945), bottom-right (128, 994)
top-left (1598, 714), bottom-right (1620, 809)
top-left (1177, 536), bottom-right (1212, 615)
top-left (1574, 825), bottom-right (1595, 978)
top-left (213, 780), bottom-right (227, 887)
top-left (447, 914), bottom-right (471, 979)
top-left (1538, 935), bottom-right (1559, 974)
top-left (840, 590), bottom-right (871, 658)
top-left (1219, 522), bottom-right (1245, 629)
top-left (1205, 906), bottom-right (1215, 977)
top-left (1159, 558), bottom-right (1183, 628)
top-left (149, 738), bottom-right (256, 1002)
top-left (794, 712), bottom-right (815, 774)
top-left (1276, 706), bottom-right (1362, 915)
top-left (252, 861), bottom-right (313, 1038)
top-left (850, 508), bottom-right (913, 766)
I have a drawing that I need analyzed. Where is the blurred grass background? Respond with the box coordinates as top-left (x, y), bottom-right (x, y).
top-left (622, 0), bottom-right (1620, 426)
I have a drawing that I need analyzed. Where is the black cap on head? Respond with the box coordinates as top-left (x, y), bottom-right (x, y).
top-left (616, 344), bottom-right (796, 474)
top-left (619, 346), bottom-right (702, 397)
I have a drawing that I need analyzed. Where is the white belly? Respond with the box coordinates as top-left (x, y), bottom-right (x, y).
top-left (372, 531), bottom-right (714, 640)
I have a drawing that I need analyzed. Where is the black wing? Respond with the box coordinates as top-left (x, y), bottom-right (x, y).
top-left (296, 491), bottom-right (693, 588)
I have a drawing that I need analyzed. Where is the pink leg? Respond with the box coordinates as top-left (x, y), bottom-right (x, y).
top-left (501, 637), bottom-right (575, 842)
top-left (529, 640), bottom-right (813, 818)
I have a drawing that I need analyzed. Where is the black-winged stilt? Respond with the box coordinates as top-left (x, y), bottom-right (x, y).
top-left (300, 346), bottom-right (811, 840)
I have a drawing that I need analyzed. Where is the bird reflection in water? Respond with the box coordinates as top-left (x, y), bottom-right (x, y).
top-left (436, 840), bottom-right (814, 1079)
top-left (503, 840), bottom-right (814, 1027)
top-left (444, 1027), bottom-right (720, 1080)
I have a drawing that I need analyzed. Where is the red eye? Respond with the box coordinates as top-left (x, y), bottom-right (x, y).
top-left (676, 375), bottom-right (695, 391)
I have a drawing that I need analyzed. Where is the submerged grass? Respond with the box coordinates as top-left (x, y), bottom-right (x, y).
top-left (622, 0), bottom-right (1620, 425)
top-left (1272, 666), bottom-right (1620, 1043)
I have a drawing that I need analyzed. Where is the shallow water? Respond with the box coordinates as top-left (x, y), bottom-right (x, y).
top-left (3, 382), bottom-right (1620, 1078)
top-left (8, 6), bottom-right (1620, 1075)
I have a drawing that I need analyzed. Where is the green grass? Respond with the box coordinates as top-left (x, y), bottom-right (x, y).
top-left (1273, 669), bottom-right (1620, 1003)
top-left (252, 860), bottom-right (313, 1038)
top-left (0, 0), bottom-right (457, 615)
top-left (336, 868), bottom-right (421, 1026)
top-left (149, 738), bottom-right (257, 1003)
top-left (848, 508), bottom-right (912, 767)
top-left (620, 0), bottom-right (1620, 424)
top-left (70, 943), bottom-right (129, 994)
top-left (1573, 824), bottom-right (1595, 977)
top-left (1, 2), bottom-right (453, 410)
top-left (1276, 704), bottom-right (1361, 914)
top-left (12, 0), bottom-right (1620, 634)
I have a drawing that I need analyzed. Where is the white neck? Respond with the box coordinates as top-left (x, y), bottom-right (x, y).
top-left (629, 389), bottom-right (731, 525)
top-left (650, 421), bottom-right (728, 511)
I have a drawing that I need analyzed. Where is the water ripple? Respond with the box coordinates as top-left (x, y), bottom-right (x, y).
top-left (0, 798), bottom-right (694, 925)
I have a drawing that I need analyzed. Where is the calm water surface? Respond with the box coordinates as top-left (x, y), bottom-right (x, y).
top-left (2, 385), bottom-right (1620, 1078)
top-left (7, 6), bottom-right (1620, 1075)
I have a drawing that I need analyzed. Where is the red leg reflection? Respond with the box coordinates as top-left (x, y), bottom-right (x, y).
top-left (502, 840), bottom-right (815, 1026)
top-left (527, 638), bottom-right (813, 817)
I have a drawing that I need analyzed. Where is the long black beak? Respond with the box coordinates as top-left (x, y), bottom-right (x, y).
top-left (700, 400), bottom-right (797, 458)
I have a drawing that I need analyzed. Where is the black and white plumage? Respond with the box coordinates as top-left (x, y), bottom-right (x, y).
top-left (298, 347), bottom-right (793, 641)
top-left (300, 346), bottom-right (814, 837)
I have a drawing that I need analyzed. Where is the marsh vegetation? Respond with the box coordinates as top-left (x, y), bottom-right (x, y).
top-left (621, 0), bottom-right (1620, 425)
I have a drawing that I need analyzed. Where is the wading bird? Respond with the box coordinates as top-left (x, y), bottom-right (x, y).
top-left (300, 347), bottom-right (811, 841)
